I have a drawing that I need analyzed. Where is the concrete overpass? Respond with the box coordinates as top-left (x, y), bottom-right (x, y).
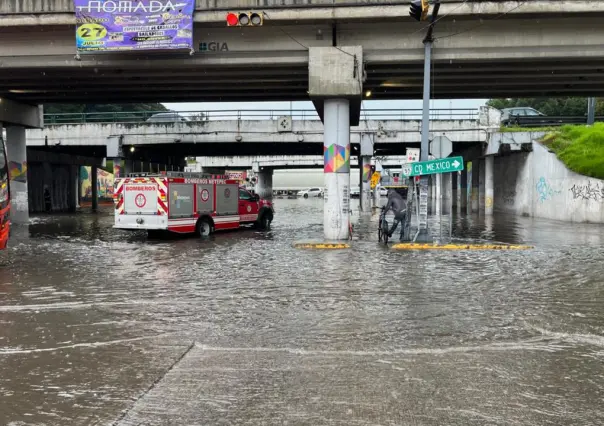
top-left (3, 0), bottom-right (601, 237)
top-left (27, 107), bottom-right (499, 160)
top-left (188, 155), bottom-right (414, 170)
top-left (0, 1), bottom-right (603, 104)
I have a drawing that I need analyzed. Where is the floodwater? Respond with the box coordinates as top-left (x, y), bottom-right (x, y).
top-left (1, 199), bottom-right (604, 425)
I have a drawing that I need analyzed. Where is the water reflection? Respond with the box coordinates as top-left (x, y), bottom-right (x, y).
top-left (0, 200), bottom-right (603, 424)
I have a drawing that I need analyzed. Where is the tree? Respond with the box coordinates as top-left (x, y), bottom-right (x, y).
top-left (44, 103), bottom-right (168, 123)
top-left (486, 98), bottom-right (604, 116)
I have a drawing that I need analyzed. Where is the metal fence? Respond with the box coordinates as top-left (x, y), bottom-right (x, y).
top-left (43, 108), bottom-right (480, 125)
top-left (506, 115), bottom-right (604, 128)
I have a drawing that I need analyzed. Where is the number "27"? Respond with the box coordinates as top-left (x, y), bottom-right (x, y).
top-left (80, 27), bottom-right (104, 38)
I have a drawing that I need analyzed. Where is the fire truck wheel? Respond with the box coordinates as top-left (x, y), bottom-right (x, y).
top-left (257, 211), bottom-right (273, 231)
top-left (196, 217), bottom-right (214, 237)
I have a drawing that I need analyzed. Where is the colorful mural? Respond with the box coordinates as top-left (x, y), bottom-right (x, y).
top-left (324, 143), bottom-right (350, 173)
top-left (81, 167), bottom-right (115, 201)
top-left (9, 161), bottom-right (27, 183)
top-left (362, 163), bottom-right (372, 182)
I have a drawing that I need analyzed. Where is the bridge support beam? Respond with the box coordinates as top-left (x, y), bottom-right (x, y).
top-left (309, 46), bottom-right (362, 240)
top-left (466, 162), bottom-right (473, 214)
top-left (479, 159), bottom-right (486, 211)
top-left (323, 99), bottom-right (351, 240)
top-left (6, 126), bottom-right (29, 224)
top-left (471, 160), bottom-right (480, 213)
top-left (485, 156), bottom-right (494, 215)
top-left (91, 165), bottom-right (98, 212)
top-left (360, 156), bottom-right (372, 213)
top-left (459, 169), bottom-right (467, 212)
top-left (255, 168), bottom-right (273, 199)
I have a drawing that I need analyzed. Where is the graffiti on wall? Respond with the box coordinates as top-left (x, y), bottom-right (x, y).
top-left (9, 161), bottom-right (27, 183)
top-left (569, 181), bottom-right (604, 201)
top-left (536, 177), bottom-right (561, 203)
top-left (80, 167), bottom-right (114, 200)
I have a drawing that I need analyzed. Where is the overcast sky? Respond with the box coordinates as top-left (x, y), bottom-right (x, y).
top-left (164, 99), bottom-right (488, 113)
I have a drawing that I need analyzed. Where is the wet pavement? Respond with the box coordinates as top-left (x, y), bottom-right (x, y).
top-left (1, 199), bottom-right (604, 425)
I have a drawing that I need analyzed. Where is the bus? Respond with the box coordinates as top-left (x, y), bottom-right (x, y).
top-left (0, 135), bottom-right (10, 249)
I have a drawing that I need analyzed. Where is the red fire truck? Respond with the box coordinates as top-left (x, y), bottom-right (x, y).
top-left (113, 172), bottom-right (274, 235)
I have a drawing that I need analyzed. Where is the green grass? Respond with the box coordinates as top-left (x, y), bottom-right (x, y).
top-left (499, 126), bottom-right (558, 133)
top-left (541, 124), bottom-right (604, 179)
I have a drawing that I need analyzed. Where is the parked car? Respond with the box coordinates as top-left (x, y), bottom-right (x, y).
top-left (297, 187), bottom-right (323, 199)
top-left (501, 107), bottom-right (545, 126)
top-left (350, 187), bottom-right (360, 198)
top-left (146, 111), bottom-right (189, 123)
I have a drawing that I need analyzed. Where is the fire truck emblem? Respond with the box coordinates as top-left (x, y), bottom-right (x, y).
top-left (135, 193), bottom-right (147, 208)
top-left (247, 205), bottom-right (252, 213)
top-left (200, 189), bottom-right (210, 202)
top-left (224, 188), bottom-right (231, 198)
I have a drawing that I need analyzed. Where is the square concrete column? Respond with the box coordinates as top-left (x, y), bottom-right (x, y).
top-left (479, 159), bottom-right (486, 211)
top-left (309, 46), bottom-right (362, 240)
top-left (459, 169), bottom-right (467, 211)
top-left (466, 161), bottom-right (473, 214)
top-left (471, 160), bottom-right (480, 213)
top-left (255, 168), bottom-right (273, 199)
top-left (360, 156), bottom-right (372, 212)
top-left (442, 172), bottom-right (452, 215)
top-left (6, 126), bottom-right (29, 224)
top-left (485, 156), bottom-right (494, 215)
top-left (451, 172), bottom-right (458, 208)
top-left (91, 165), bottom-right (98, 212)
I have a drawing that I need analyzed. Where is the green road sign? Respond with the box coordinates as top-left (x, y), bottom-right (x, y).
top-left (401, 156), bottom-right (464, 177)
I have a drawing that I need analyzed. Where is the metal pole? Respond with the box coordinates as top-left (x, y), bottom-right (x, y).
top-left (415, 1), bottom-right (440, 243)
top-left (587, 97), bottom-right (596, 125)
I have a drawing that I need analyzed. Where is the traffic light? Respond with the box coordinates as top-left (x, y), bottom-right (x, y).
top-left (409, 0), bottom-right (430, 22)
top-left (226, 12), bottom-right (264, 26)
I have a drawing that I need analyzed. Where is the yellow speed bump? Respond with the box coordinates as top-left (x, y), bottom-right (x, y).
top-left (391, 243), bottom-right (533, 251)
top-left (293, 241), bottom-right (351, 250)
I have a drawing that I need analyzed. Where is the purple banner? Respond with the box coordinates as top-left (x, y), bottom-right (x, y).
top-left (74, 0), bottom-right (194, 53)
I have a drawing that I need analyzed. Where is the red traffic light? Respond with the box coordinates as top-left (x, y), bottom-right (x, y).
top-left (226, 11), bottom-right (264, 27)
top-left (226, 12), bottom-right (238, 26)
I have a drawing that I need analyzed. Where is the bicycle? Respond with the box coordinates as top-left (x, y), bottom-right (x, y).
top-left (378, 206), bottom-right (389, 244)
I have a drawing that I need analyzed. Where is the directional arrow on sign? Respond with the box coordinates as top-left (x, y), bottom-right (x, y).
top-left (401, 156), bottom-right (465, 177)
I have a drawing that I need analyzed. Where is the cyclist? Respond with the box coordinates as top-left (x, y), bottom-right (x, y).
top-left (384, 188), bottom-right (407, 241)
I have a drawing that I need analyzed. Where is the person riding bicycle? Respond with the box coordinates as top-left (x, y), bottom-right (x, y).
top-left (384, 188), bottom-right (407, 241)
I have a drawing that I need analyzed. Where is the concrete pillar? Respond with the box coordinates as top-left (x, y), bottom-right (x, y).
top-left (6, 126), bottom-right (29, 224)
top-left (435, 174), bottom-right (442, 216)
top-left (112, 158), bottom-right (122, 179)
top-left (459, 169), bottom-right (467, 211)
top-left (361, 156), bottom-right (372, 213)
top-left (471, 160), bottom-right (480, 213)
top-left (485, 156), bottom-right (494, 215)
top-left (478, 159), bottom-right (486, 212)
top-left (451, 172), bottom-right (457, 208)
top-left (442, 173), bottom-right (452, 215)
top-left (124, 159), bottom-right (133, 176)
top-left (466, 162), bottom-right (473, 214)
top-left (91, 165), bottom-right (98, 212)
top-left (255, 169), bottom-right (273, 199)
top-left (323, 99), bottom-right (350, 240)
top-left (69, 166), bottom-right (80, 211)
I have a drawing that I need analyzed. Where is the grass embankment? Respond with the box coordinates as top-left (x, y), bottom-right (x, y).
top-left (540, 124), bottom-right (604, 179)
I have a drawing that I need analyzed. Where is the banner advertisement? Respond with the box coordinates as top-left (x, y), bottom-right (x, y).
top-left (74, 0), bottom-right (194, 53)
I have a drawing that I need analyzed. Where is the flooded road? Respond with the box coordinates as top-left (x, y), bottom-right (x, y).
top-left (1, 199), bottom-right (604, 425)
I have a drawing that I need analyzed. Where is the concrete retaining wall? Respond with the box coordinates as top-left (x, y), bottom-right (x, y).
top-left (495, 142), bottom-right (604, 223)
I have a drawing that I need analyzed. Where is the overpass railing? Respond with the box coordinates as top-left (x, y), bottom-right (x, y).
top-left (43, 108), bottom-right (479, 125)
